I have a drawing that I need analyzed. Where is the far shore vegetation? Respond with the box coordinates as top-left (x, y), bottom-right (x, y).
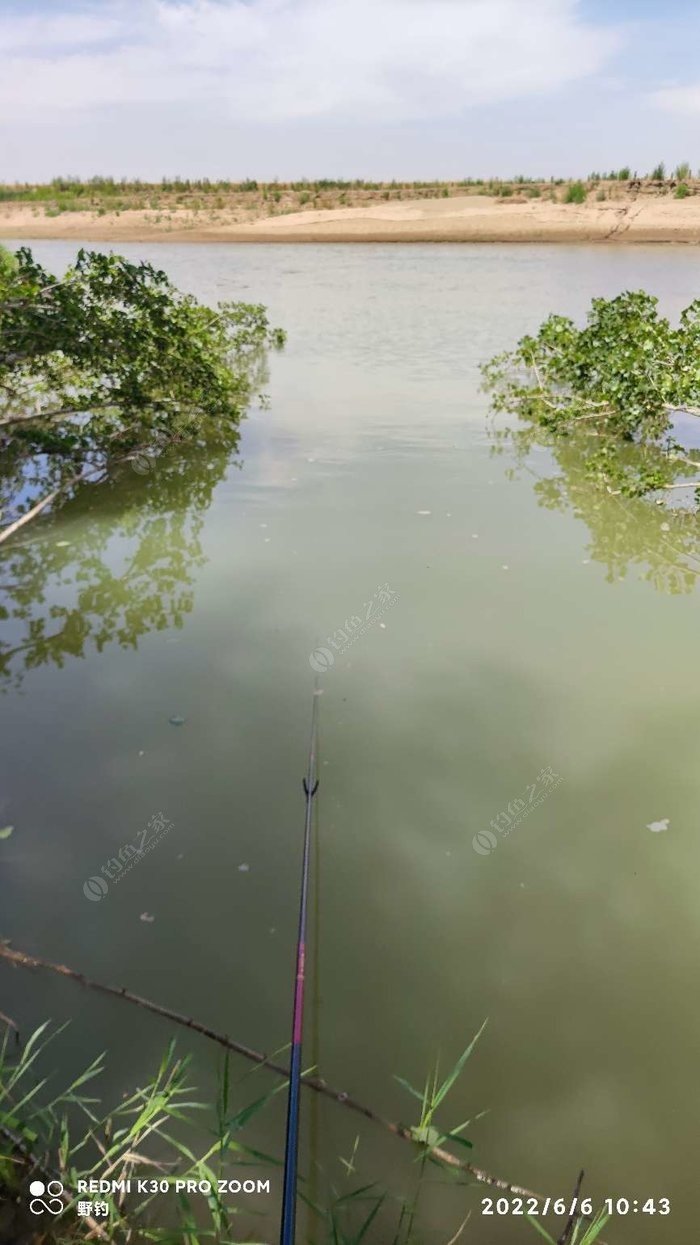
top-left (1, 164), bottom-right (700, 221)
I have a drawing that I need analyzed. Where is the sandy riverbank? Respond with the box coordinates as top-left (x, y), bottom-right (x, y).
top-left (4, 193), bottom-right (700, 244)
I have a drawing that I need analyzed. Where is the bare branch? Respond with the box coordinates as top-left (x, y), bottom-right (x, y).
top-left (0, 940), bottom-right (547, 1202)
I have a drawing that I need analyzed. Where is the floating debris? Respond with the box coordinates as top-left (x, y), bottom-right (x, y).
top-left (55, 541), bottom-right (71, 548)
top-left (417, 509), bottom-right (431, 516)
top-left (379, 622), bottom-right (386, 629)
top-left (647, 818), bottom-right (670, 833)
top-left (168, 715), bottom-right (186, 726)
top-left (138, 750), bottom-right (145, 757)
top-left (140, 912), bottom-right (155, 923)
top-left (502, 564), bottom-right (510, 571)
top-left (0, 826), bottom-right (14, 840)
top-left (238, 863), bottom-right (250, 873)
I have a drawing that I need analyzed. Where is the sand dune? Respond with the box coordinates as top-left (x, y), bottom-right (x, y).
top-left (3, 193), bottom-right (700, 244)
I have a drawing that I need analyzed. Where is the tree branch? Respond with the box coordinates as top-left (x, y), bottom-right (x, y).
top-left (0, 941), bottom-right (546, 1203)
top-left (0, 485), bottom-right (64, 545)
top-left (0, 463), bottom-right (109, 547)
top-left (0, 403), bottom-right (120, 429)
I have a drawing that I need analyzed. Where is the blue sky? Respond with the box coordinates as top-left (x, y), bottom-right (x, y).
top-left (2, 0), bottom-right (700, 181)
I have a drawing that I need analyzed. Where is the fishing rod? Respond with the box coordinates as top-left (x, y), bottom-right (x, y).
top-left (279, 683), bottom-right (321, 1245)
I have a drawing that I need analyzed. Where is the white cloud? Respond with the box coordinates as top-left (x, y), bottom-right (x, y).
top-left (1, 0), bottom-right (619, 125)
top-left (651, 83), bottom-right (700, 115)
top-left (0, 12), bottom-right (123, 54)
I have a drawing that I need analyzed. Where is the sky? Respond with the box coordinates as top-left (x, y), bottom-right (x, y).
top-left (2, 0), bottom-right (700, 182)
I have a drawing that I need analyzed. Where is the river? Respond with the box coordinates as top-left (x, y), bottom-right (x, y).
top-left (1, 241), bottom-right (699, 1244)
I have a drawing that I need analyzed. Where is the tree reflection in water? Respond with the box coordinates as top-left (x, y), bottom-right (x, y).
top-left (490, 422), bottom-right (700, 595)
top-left (0, 423), bottom-right (242, 690)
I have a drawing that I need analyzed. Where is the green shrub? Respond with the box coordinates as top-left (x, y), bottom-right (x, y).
top-left (675, 162), bottom-right (691, 181)
top-left (650, 162), bottom-right (666, 181)
top-left (675, 181), bottom-right (691, 199)
top-left (482, 288), bottom-right (700, 503)
top-left (565, 181), bottom-right (587, 204)
top-left (0, 244), bottom-right (17, 277)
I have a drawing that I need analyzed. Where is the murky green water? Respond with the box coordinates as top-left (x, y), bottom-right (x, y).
top-left (2, 243), bottom-right (699, 1243)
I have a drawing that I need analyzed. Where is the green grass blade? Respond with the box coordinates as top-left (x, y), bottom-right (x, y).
top-left (526, 1215), bottom-right (557, 1244)
top-left (432, 1019), bottom-right (487, 1111)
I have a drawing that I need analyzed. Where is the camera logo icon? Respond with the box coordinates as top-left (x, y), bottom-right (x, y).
top-left (29, 1180), bottom-right (64, 1215)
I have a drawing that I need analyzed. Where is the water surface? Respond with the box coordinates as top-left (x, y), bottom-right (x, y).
top-left (1, 242), bottom-right (699, 1243)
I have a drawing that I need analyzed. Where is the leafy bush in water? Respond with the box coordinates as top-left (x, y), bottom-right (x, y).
top-left (0, 246), bottom-right (285, 535)
top-left (482, 290), bottom-right (700, 501)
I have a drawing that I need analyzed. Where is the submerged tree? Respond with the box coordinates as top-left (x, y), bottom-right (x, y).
top-left (0, 243), bottom-right (285, 686)
top-left (483, 289), bottom-right (700, 593)
top-left (482, 290), bottom-right (700, 504)
top-left (0, 245), bottom-right (284, 542)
